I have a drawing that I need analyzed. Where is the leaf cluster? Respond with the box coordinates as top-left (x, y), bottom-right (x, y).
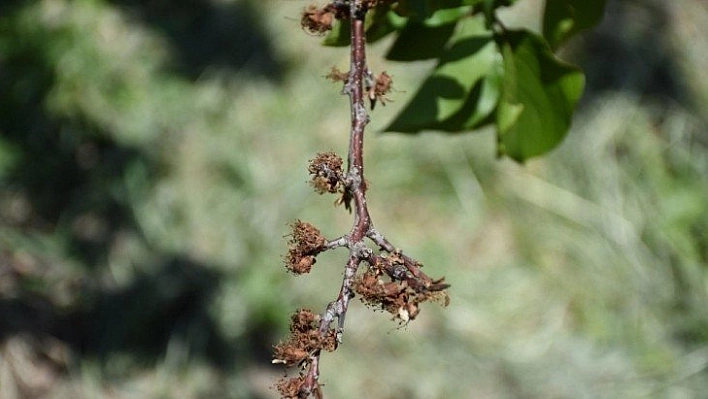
top-left (322, 0), bottom-right (607, 161)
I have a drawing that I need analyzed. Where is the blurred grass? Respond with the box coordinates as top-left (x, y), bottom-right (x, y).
top-left (0, 0), bottom-right (707, 398)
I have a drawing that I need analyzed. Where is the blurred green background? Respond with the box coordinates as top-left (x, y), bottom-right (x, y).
top-left (1, 0), bottom-right (707, 398)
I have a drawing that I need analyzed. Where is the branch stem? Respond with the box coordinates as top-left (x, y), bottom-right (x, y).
top-left (279, 2), bottom-right (449, 397)
top-left (300, 2), bottom-right (371, 395)
top-left (345, 0), bottom-right (371, 242)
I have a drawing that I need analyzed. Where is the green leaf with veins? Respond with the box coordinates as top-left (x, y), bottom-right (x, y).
top-left (384, 15), bottom-right (499, 133)
top-left (386, 22), bottom-right (457, 61)
top-left (396, 0), bottom-right (479, 21)
top-left (543, 0), bottom-right (608, 49)
top-left (324, 9), bottom-right (405, 47)
top-left (496, 29), bottom-right (585, 161)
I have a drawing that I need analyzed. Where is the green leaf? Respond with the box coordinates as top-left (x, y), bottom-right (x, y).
top-left (324, 9), bottom-right (407, 47)
top-left (422, 7), bottom-right (473, 27)
top-left (366, 7), bottom-right (407, 43)
top-left (496, 30), bottom-right (585, 161)
top-left (323, 19), bottom-right (350, 47)
top-left (543, 0), bottom-right (607, 49)
top-left (469, 0), bottom-right (519, 29)
top-left (397, 0), bottom-right (480, 21)
top-left (386, 23), bottom-right (457, 61)
top-left (437, 68), bottom-right (502, 131)
top-left (384, 15), bottom-right (500, 133)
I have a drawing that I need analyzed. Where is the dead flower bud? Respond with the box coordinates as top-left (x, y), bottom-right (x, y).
top-left (276, 375), bottom-right (324, 399)
top-left (290, 308), bottom-right (319, 334)
top-left (301, 5), bottom-right (334, 35)
top-left (308, 152), bottom-right (344, 194)
top-left (301, 2), bottom-right (348, 36)
top-left (273, 309), bottom-right (337, 369)
top-left (275, 374), bottom-right (306, 398)
top-left (285, 221), bottom-right (327, 274)
top-left (290, 220), bottom-right (327, 253)
top-left (325, 66), bottom-right (349, 83)
top-left (272, 341), bottom-right (309, 367)
top-left (368, 71), bottom-right (394, 110)
top-left (355, 254), bottom-right (450, 322)
top-left (286, 253), bottom-right (316, 274)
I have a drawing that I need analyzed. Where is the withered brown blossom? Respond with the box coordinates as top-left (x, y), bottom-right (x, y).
top-left (325, 66), bottom-right (349, 83)
top-left (301, 2), bottom-right (349, 36)
top-left (355, 254), bottom-right (450, 322)
top-left (273, 309), bottom-right (337, 367)
top-left (308, 152), bottom-right (344, 195)
top-left (368, 71), bottom-right (394, 109)
top-left (285, 221), bottom-right (327, 274)
top-left (301, 5), bottom-right (335, 35)
top-left (275, 375), bottom-right (307, 399)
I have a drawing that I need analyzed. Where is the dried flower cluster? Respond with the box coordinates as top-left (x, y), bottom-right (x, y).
top-left (301, 0), bottom-right (398, 36)
top-left (285, 221), bottom-right (327, 274)
top-left (301, 2), bottom-right (348, 35)
top-left (356, 253), bottom-right (450, 322)
top-left (273, 309), bottom-right (337, 367)
top-left (308, 152), bottom-right (344, 195)
top-left (274, 309), bottom-right (337, 398)
top-left (325, 66), bottom-right (348, 83)
top-left (276, 161), bottom-right (450, 397)
top-left (275, 375), bottom-right (313, 399)
top-left (368, 71), bottom-right (394, 109)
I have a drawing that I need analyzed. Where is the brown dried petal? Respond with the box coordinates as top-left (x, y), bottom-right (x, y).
top-left (291, 220), bottom-right (327, 253)
top-left (275, 375), bottom-right (306, 399)
top-left (369, 71), bottom-right (394, 109)
top-left (290, 308), bottom-right (318, 334)
top-left (284, 221), bottom-right (327, 274)
top-left (355, 256), bottom-right (450, 322)
top-left (273, 342), bottom-right (309, 367)
top-left (301, 6), bottom-right (334, 35)
top-left (285, 253), bottom-right (315, 274)
top-left (325, 66), bottom-right (349, 83)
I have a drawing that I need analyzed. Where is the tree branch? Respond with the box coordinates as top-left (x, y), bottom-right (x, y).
top-left (344, 0), bottom-right (371, 241)
top-left (298, 2), bottom-right (371, 395)
top-left (274, 2), bottom-right (449, 397)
